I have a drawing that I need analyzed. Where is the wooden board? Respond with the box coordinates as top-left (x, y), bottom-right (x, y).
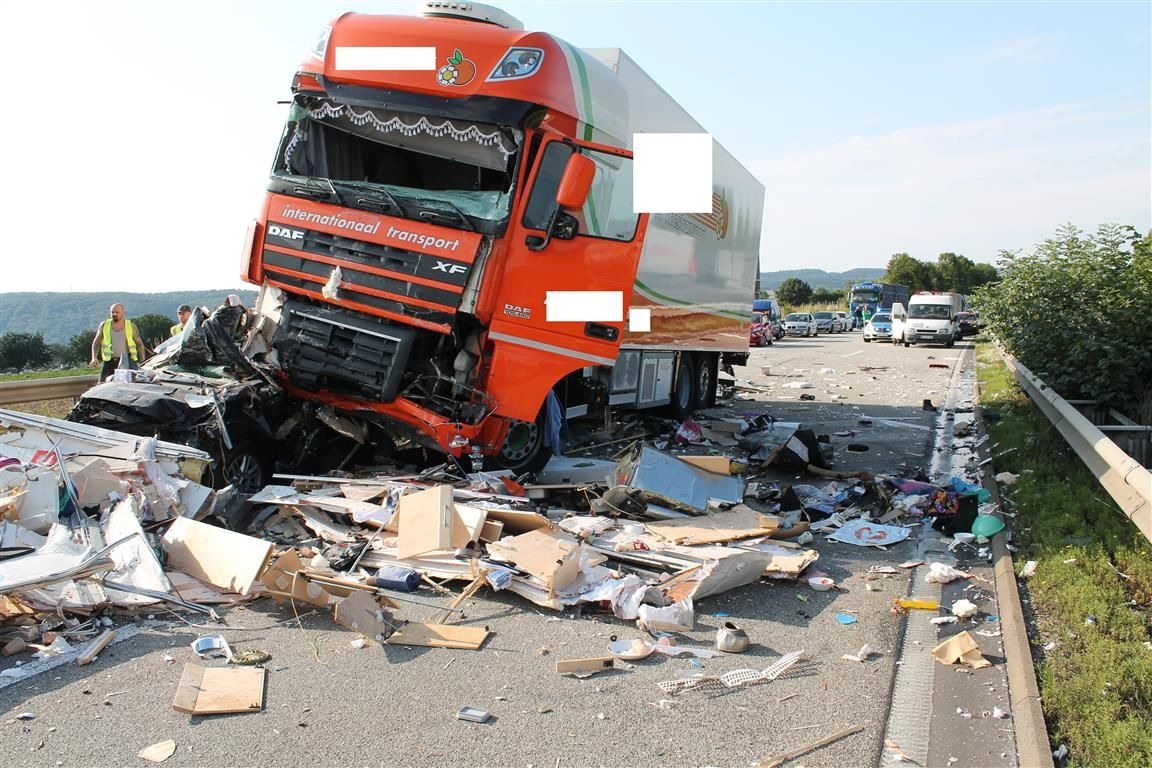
top-left (167, 570), bottom-right (251, 605)
top-left (161, 517), bottom-right (272, 595)
top-left (260, 550), bottom-right (336, 607)
top-left (678, 455), bottom-right (733, 474)
top-left (481, 507), bottom-right (553, 535)
top-left (171, 664), bottom-right (265, 715)
top-left (385, 622), bottom-right (489, 650)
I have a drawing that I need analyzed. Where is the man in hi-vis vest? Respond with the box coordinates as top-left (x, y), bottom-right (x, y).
top-left (89, 303), bottom-right (147, 381)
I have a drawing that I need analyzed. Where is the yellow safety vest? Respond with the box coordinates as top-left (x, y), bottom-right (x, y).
top-left (170, 323), bottom-right (183, 337)
top-left (99, 319), bottom-right (141, 362)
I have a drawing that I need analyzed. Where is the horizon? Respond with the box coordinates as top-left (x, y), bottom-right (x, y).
top-left (3, 0), bottom-right (1148, 293)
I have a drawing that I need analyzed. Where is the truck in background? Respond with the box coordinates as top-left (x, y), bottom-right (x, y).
top-left (848, 282), bottom-right (910, 317)
top-left (890, 291), bottom-right (965, 348)
top-left (241, 2), bottom-right (764, 475)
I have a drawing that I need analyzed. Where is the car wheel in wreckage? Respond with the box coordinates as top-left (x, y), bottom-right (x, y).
top-left (213, 435), bottom-right (272, 495)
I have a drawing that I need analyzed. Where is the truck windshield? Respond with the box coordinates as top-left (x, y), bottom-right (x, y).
top-left (273, 97), bottom-right (521, 233)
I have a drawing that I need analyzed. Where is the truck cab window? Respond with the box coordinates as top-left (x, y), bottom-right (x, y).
top-left (523, 141), bottom-right (639, 241)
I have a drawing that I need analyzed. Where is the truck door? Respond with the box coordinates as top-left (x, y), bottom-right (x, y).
top-left (483, 137), bottom-right (645, 422)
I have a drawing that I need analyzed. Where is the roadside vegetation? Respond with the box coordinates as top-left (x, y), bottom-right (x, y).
top-left (976, 342), bottom-right (1152, 768)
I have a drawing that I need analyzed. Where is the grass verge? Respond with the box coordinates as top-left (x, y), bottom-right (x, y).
top-left (975, 341), bottom-right (1152, 767)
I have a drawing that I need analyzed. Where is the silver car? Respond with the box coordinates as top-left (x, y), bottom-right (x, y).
top-left (812, 311), bottom-right (837, 333)
top-left (783, 312), bottom-right (817, 336)
top-left (862, 312), bottom-right (892, 342)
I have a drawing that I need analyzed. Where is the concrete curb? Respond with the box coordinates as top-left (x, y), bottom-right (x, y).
top-left (976, 394), bottom-right (1053, 768)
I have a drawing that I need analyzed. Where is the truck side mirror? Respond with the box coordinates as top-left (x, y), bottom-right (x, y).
top-left (556, 153), bottom-right (595, 210)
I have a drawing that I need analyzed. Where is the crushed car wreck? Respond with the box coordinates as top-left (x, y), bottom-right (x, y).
top-left (65, 302), bottom-right (394, 493)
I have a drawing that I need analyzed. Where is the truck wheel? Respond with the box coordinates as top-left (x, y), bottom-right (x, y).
top-left (493, 407), bottom-right (552, 477)
top-left (694, 353), bottom-right (718, 410)
top-left (670, 353), bottom-right (697, 421)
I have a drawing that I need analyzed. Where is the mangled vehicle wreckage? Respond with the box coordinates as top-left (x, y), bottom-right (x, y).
top-left (67, 302), bottom-right (401, 493)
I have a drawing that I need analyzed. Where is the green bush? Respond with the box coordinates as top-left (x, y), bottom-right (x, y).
top-left (973, 223), bottom-right (1152, 422)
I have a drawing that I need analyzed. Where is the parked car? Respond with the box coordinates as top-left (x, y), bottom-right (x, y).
top-left (862, 312), bottom-right (892, 342)
top-left (812, 311), bottom-right (837, 334)
top-left (956, 311), bottom-right (980, 337)
top-left (749, 312), bottom-right (773, 346)
top-left (834, 311), bottom-right (853, 332)
top-left (783, 312), bottom-right (817, 337)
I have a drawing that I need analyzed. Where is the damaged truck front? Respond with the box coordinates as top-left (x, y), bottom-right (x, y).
top-left (244, 2), bottom-right (765, 475)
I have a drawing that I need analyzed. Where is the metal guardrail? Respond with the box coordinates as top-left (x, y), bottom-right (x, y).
top-left (0, 374), bottom-right (98, 406)
top-left (1001, 350), bottom-right (1152, 544)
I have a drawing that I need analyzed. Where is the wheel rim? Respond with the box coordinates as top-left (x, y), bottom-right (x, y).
top-left (225, 452), bottom-right (263, 494)
top-left (696, 359), bottom-right (713, 405)
top-left (500, 418), bottom-right (541, 463)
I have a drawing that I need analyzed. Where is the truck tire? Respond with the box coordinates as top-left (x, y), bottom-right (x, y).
top-left (694, 353), bottom-right (718, 410)
top-left (670, 353), bottom-right (697, 421)
top-left (493, 407), bottom-right (552, 477)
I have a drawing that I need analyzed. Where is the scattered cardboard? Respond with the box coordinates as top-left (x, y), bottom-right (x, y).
top-left (167, 570), bottom-right (250, 605)
top-left (485, 529), bottom-right (582, 596)
top-left (480, 506), bottom-right (553, 535)
top-left (171, 664), bottom-right (266, 715)
top-left (932, 631), bottom-right (992, 669)
top-left (478, 519), bottom-right (504, 543)
top-left (161, 517), bottom-right (272, 595)
top-left (385, 622), bottom-right (489, 650)
top-left (555, 656), bottom-right (615, 676)
top-left (644, 504), bottom-right (779, 546)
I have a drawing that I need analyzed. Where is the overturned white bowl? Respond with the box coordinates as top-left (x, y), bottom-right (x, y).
top-left (808, 577), bottom-right (835, 591)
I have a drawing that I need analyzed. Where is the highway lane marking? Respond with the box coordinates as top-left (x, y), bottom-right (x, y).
top-left (842, 350), bottom-right (865, 358)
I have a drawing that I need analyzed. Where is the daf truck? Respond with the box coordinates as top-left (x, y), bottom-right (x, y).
top-left (241, 2), bottom-right (765, 474)
top-left (891, 291), bottom-right (965, 347)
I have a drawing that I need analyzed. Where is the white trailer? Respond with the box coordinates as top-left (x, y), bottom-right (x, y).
top-left (582, 49), bottom-right (765, 417)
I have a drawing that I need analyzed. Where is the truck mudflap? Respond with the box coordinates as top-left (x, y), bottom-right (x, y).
top-left (272, 300), bottom-right (417, 401)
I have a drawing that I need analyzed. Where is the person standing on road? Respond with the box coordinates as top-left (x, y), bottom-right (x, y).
top-left (862, 306), bottom-right (873, 324)
top-left (90, 303), bottom-right (147, 381)
top-left (169, 304), bottom-right (193, 336)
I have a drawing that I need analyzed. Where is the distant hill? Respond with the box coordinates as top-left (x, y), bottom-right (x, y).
top-left (0, 291), bottom-right (258, 345)
top-left (759, 268), bottom-right (885, 292)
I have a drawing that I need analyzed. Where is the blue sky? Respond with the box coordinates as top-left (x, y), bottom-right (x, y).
top-left (3, 0), bottom-right (1148, 293)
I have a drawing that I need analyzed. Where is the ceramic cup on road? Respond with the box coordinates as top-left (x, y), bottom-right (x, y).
top-left (715, 621), bottom-right (750, 653)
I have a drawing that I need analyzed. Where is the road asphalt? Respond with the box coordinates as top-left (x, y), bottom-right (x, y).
top-left (0, 331), bottom-right (1044, 767)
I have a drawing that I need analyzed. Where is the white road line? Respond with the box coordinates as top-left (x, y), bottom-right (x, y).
top-left (841, 349), bottom-right (865, 358)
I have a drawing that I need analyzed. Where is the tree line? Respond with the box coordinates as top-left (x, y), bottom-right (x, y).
top-left (0, 313), bottom-right (178, 372)
top-left (773, 251), bottom-right (1000, 307)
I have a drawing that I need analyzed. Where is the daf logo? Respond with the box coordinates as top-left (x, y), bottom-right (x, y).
top-left (433, 261), bottom-right (467, 275)
top-left (268, 225), bottom-right (305, 240)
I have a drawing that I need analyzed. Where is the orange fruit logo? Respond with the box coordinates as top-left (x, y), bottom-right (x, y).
top-left (437, 48), bottom-right (476, 87)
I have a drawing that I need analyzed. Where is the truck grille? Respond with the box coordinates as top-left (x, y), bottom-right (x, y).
top-left (272, 300), bottom-right (417, 402)
top-left (262, 225), bottom-right (473, 330)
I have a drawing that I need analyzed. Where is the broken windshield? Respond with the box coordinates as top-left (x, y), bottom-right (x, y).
top-left (272, 97), bottom-right (521, 233)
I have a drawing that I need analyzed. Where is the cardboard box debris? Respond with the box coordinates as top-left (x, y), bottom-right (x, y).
top-left (931, 631), bottom-right (992, 669)
top-left (161, 517), bottom-right (273, 595)
top-left (485, 528), bottom-right (582, 597)
top-left (333, 590), bottom-right (396, 642)
top-left (644, 504), bottom-right (779, 546)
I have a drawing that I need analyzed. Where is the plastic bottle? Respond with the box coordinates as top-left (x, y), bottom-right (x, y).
top-left (894, 597), bottom-right (939, 610)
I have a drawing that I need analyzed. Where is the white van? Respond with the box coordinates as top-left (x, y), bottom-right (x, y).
top-left (894, 292), bottom-right (964, 347)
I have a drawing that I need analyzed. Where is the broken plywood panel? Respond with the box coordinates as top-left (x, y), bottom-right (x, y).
top-left (333, 590), bottom-right (396, 642)
top-left (385, 622), bottom-right (489, 650)
top-left (171, 664), bottom-right (265, 715)
top-left (161, 517), bottom-right (272, 595)
top-left (644, 504), bottom-right (779, 546)
top-left (677, 455), bottom-right (733, 474)
top-left (259, 549), bottom-right (336, 607)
